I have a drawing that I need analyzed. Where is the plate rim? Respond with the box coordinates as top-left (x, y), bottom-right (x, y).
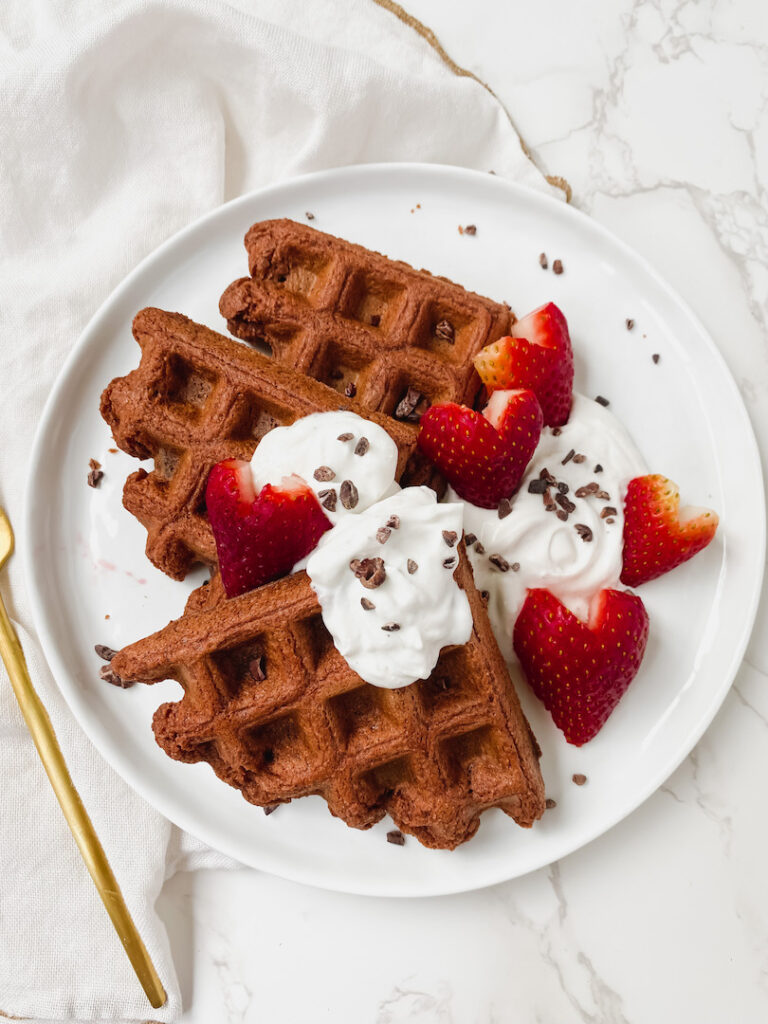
top-left (22, 162), bottom-right (766, 897)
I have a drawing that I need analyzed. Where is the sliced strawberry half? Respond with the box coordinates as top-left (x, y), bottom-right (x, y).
top-left (206, 460), bottom-right (332, 598)
top-left (417, 388), bottom-right (542, 508)
top-left (473, 302), bottom-right (574, 426)
top-left (621, 474), bottom-right (719, 587)
top-left (513, 588), bottom-right (649, 746)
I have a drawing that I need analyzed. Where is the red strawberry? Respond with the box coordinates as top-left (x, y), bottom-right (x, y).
top-left (473, 302), bottom-right (574, 426)
top-left (417, 389), bottom-right (542, 508)
top-left (206, 460), bottom-right (332, 598)
top-left (621, 474), bottom-right (719, 587)
top-left (513, 588), bottom-right (649, 746)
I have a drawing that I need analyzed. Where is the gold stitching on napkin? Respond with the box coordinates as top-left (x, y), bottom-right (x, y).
top-left (371, 0), bottom-right (573, 202)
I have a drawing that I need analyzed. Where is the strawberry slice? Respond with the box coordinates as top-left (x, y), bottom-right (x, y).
top-left (473, 302), bottom-right (574, 426)
top-left (206, 460), bottom-right (332, 598)
top-left (417, 389), bottom-right (542, 508)
top-left (620, 474), bottom-right (719, 587)
top-left (513, 588), bottom-right (649, 746)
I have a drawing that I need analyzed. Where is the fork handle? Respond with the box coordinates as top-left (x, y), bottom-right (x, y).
top-left (0, 596), bottom-right (166, 1009)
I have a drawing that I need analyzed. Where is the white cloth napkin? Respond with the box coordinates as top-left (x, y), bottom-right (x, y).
top-left (0, 1), bottom-right (553, 1020)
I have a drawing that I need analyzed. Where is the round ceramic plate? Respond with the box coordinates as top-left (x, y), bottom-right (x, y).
top-left (24, 164), bottom-right (764, 897)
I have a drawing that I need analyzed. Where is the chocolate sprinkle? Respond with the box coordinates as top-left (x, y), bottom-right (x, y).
top-left (464, 224), bottom-right (477, 235)
top-left (552, 427), bottom-right (562, 436)
top-left (596, 489), bottom-right (610, 501)
top-left (595, 395), bottom-right (610, 407)
top-left (552, 258), bottom-right (563, 275)
top-left (489, 553), bottom-right (510, 572)
top-left (474, 541), bottom-right (485, 555)
top-left (407, 558), bottom-right (418, 574)
top-left (337, 432), bottom-right (354, 442)
top-left (561, 449), bottom-right (575, 466)
top-left (606, 517), bottom-right (615, 524)
top-left (480, 590), bottom-right (490, 601)
top-left (594, 464), bottom-right (604, 473)
top-left (575, 523), bottom-right (593, 542)
top-left (394, 386), bottom-right (426, 422)
top-left (556, 492), bottom-right (576, 514)
top-left (497, 498), bottom-right (512, 519)
top-left (344, 382), bottom-right (357, 398)
top-left (545, 797), bottom-right (557, 809)
top-left (350, 556), bottom-right (386, 588)
top-left (318, 488), bottom-right (337, 512)
top-left (442, 530), bottom-right (458, 547)
top-left (305, 210), bottom-right (315, 220)
top-left (575, 483), bottom-right (599, 498)
top-left (262, 804), bottom-right (280, 816)
top-left (354, 437), bottom-right (370, 456)
top-left (381, 622), bottom-right (400, 632)
top-left (464, 533), bottom-right (477, 547)
top-left (572, 773), bottom-right (587, 786)
top-left (370, 314), bottom-right (381, 327)
top-left (555, 509), bottom-right (568, 521)
top-left (601, 506), bottom-right (617, 519)
top-left (652, 353), bottom-right (660, 364)
top-left (557, 481), bottom-right (569, 494)
top-left (313, 465), bottom-right (335, 482)
top-left (94, 644), bottom-right (117, 662)
top-left (387, 829), bottom-right (405, 845)
top-left (340, 479), bottom-right (359, 509)
top-left (443, 556), bottom-right (457, 569)
top-left (572, 454), bottom-right (586, 464)
top-left (360, 597), bottom-right (375, 611)
top-left (87, 457), bottom-right (103, 488)
top-left (99, 663), bottom-right (134, 688)
top-left (528, 478), bottom-right (549, 495)
top-left (376, 527), bottom-right (391, 544)
top-left (539, 252), bottom-right (548, 270)
top-left (511, 562), bottom-right (520, 572)
top-left (626, 318), bottom-right (634, 331)
top-left (386, 515), bottom-right (400, 529)
top-left (434, 319), bottom-right (455, 344)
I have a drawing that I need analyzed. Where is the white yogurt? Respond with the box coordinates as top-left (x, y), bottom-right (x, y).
top-left (249, 411), bottom-right (399, 525)
top-left (450, 393), bottom-right (646, 662)
top-left (306, 488), bottom-right (473, 689)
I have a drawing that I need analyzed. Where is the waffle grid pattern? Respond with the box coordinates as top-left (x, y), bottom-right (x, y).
top-left (100, 307), bottom-right (415, 579)
top-left (113, 552), bottom-right (545, 849)
top-left (220, 219), bottom-right (516, 426)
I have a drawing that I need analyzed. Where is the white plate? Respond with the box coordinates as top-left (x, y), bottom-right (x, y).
top-left (23, 164), bottom-right (764, 897)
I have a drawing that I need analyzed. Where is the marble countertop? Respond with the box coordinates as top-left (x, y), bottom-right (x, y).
top-left (166, 2), bottom-right (768, 1020)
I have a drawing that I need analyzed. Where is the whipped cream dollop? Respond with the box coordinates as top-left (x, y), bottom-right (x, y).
top-left (306, 488), bottom-right (473, 689)
top-left (249, 411), bottom-right (399, 525)
top-left (450, 393), bottom-right (647, 663)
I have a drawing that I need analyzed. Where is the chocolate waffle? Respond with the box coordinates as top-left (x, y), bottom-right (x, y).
top-left (112, 547), bottom-right (545, 849)
top-left (220, 218), bottom-right (516, 428)
top-left (101, 307), bottom-right (415, 580)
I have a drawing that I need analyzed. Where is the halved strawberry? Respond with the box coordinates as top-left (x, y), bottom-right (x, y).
top-left (206, 460), bottom-right (332, 598)
top-left (473, 302), bottom-right (574, 426)
top-left (621, 474), bottom-right (719, 587)
top-left (513, 588), bottom-right (649, 746)
top-left (417, 389), bottom-right (542, 508)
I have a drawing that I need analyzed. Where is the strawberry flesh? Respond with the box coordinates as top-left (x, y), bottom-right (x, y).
top-left (417, 389), bottom-right (542, 508)
top-left (621, 474), bottom-right (718, 587)
top-left (473, 302), bottom-right (574, 426)
top-left (513, 587), bottom-right (649, 746)
top-left (206, 460), bottom-right (332, 598)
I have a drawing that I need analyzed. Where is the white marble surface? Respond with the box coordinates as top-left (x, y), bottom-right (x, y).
top-left (162, 1), bottom-right (768, 1021)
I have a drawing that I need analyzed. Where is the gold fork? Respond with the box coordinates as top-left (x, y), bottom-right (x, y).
top-left (0, 507), bottom-right (166, 1009)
